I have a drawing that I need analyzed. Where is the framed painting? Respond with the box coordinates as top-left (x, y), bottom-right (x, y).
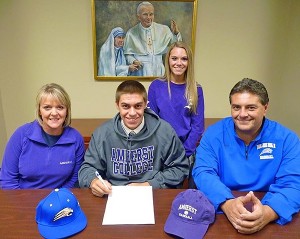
top-left (92, 0), bottom-right (198, 81)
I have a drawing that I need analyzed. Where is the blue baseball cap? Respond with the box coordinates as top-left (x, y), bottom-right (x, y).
top-left (36, 188), bottom-right (87, 239)
top-left (164, 189), bottom-right (215, 239)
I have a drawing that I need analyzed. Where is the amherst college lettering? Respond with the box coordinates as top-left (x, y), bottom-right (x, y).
top-left (111, 146), bottom-right (155, 175)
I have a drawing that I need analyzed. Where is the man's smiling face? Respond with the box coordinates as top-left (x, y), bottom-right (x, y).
top-left (116, 93), bottom-right (146, 130)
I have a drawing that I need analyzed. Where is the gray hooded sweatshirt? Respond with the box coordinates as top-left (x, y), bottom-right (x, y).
top-left (78, 109), bottom-right (189, 189)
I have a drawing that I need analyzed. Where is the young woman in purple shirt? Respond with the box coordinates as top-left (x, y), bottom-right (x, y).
top-left (148, 42), bottom-right (204, 188)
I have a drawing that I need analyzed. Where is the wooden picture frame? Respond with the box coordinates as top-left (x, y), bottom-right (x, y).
top-left (92, 0), bottom-right (198, 81)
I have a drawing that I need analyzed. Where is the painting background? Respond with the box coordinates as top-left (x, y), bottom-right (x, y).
top-left (93, 0), bottom-right (195, 78)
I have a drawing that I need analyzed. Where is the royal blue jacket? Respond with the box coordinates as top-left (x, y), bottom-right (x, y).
top-left (0, 120), bottom-right (85, 189)
top-left (193, 117), bottom-right (300, 225)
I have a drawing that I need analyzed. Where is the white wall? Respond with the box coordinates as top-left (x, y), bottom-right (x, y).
top-left (196, 0), bottom-right (291, 117)
top-left (0, 90), bottom-right (7, 162)
top-left (270, 0), bottom-right (300, 129)
top-left (0, 0), bottom-right (299, 163)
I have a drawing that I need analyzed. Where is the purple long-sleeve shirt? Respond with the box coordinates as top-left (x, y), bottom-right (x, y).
top-left (0, 120), bottom-right (85, 189)
top-left (148, 79), bottom-right (205, 157)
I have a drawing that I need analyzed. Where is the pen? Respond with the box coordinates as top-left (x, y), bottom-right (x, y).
top-left (95, 171), bottom-right (109, 190)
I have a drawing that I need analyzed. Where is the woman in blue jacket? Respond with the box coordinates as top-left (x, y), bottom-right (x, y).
top-left (0, 83), bottom-right (85, 189)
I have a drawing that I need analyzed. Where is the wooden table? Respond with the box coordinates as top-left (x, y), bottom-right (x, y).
top-left (0, 189), bottom-right (299, 238)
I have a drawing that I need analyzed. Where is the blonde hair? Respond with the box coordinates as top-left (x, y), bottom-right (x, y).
top-left (35, 83), bottom-right (71, 127)
top-left (163, 42), bottom-right (199, 114)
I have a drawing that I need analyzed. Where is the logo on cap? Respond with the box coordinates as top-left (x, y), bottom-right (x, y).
top-left (164, 189), bottom-right (215, 239)
top-left (36, 188), bottom-right (87, 239)
top-left (53, 207), bottom-right (73, 221)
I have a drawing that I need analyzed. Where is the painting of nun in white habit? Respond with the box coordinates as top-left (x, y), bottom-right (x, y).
top-left (98, 27), bottom-right (139, 76)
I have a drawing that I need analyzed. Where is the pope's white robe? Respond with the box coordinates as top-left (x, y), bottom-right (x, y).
top-left (123, 22), bottom-right (182, 76)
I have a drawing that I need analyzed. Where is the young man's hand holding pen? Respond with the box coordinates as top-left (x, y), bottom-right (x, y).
top-left (90, 171), bottom-right (112, 197)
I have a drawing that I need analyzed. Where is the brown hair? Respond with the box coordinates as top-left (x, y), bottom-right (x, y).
top-left (229, 78), bottom-right (269, 105)
top-left (115, 80), bottom-right (147, 104)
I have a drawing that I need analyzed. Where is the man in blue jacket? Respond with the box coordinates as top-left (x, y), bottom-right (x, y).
top-left (193, 78), bottom-right (300, 234)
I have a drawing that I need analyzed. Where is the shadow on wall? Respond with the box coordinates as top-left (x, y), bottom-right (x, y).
top-left (0, 89), bottom-right (7, 166)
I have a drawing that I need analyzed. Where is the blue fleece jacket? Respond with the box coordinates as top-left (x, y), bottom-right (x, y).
top-left (192, 117), bottom-right (300, 225)
top-left (0, 120), bottom-right (85, 189)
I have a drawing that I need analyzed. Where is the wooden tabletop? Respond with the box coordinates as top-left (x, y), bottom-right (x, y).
top-left (0, 189), bottom-right (299, 238)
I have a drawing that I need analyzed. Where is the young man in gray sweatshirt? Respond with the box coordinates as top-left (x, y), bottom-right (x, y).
top-left (78, 80), bottom-right (189, 197)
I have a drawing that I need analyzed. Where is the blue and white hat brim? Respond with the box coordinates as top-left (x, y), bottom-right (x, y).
top-left (38, 209), bottom-right (87, 239)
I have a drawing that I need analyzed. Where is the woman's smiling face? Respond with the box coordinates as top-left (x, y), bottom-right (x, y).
top-left (39, 96), bottom-right (67, 135)
top-left (169, 47), bottom-right (188, 82)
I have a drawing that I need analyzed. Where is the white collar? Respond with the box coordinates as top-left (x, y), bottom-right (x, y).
top-left (121, 117), bottom-right (145, 135)
top-left (139, 23), bottom-right (153, 31)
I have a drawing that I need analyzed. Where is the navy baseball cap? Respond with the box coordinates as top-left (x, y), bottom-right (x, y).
top-left (164, 189), bottom-right (215, 239)
top-left (36, 188), bottom-right (87, 239)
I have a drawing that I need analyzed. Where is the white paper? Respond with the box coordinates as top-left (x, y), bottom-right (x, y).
top-left (102, 186), bottom-right (155, 225)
